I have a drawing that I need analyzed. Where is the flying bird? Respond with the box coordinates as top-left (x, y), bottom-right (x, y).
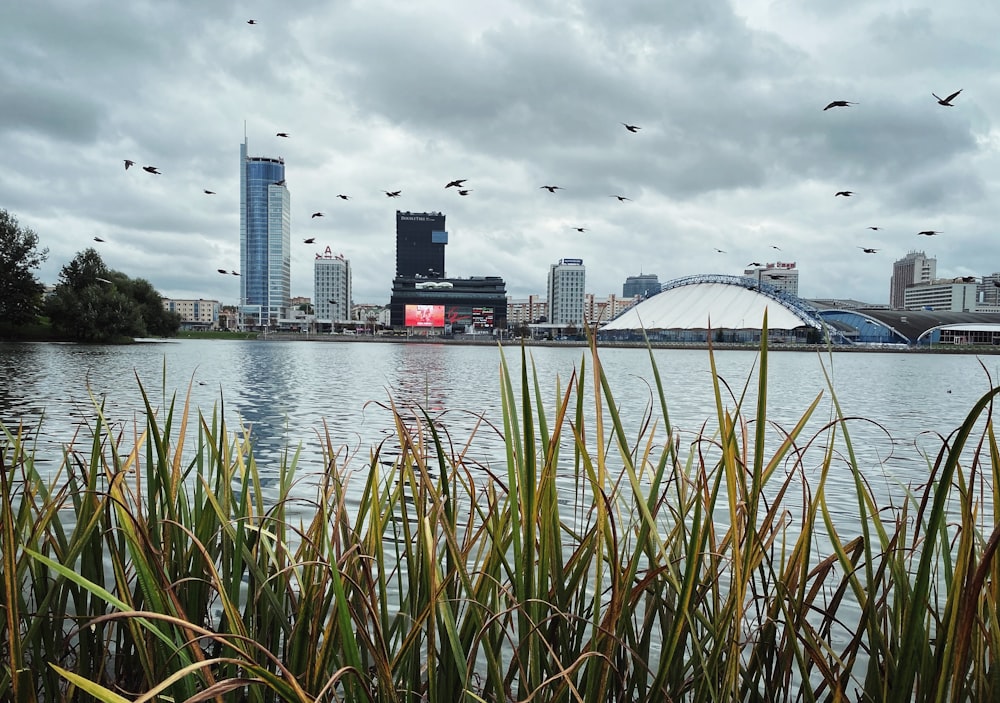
top-left (571, 227), bottom-right (588, 233)
top-left (311, 212), bottom-right (324, 218)
top-left (917, 230), bottom-right (942, 236)
top-left (95, 277), bottom-right (112, 284)
top-left (622, 123), bottom-right (641, 132)
top-left (274, 179), bottom-right (286, 186)
top-left (823, 100), bottom-right (857, 110)
top-left (336, 194), bottom-right (350, 200)
top-left (867, 226), bottom-right (881, 231)
top-left (748, 262), bottom-right (763, 267)
top-left (231, 271), bottom-right (240, 276)
top-left (217, 269), bottom-right (228, 274)
top-left (770, 245), bottom-right (781, 250)
top-left (247, 19), bottom-right (257, 25)
top-left (859, 247), bottom-right (878, 254)
top-left (303, 237), bottom-right (316, 244)
top-left (142, 166), bottom-right (161, 174)
top-left (835, 191), bottom-right (853, 197)
top-left (540, 185), bottom-right (563, 192)
top-left (610, 195), bottom-right (631, 202)
top-left (445, 179), bottom-right (467, 188)
top-left (714, 248), bottom-right (726, 253)
top-left (383, 190), bottom-right (401, 197)
top-left (933, 89), bottom-right (962, 106)
top-left (123, 159), bottom-right (135, 170)
top-left (276, 132), bottom-right (289, 137)
top-left (93, 236), bottom-right (105, 242)
top-left (203, 189), bottom-right (216, 195)
top-left (458, 189), bottom-right (472, 196)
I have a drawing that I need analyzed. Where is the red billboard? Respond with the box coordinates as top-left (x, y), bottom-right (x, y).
top-left (405, 304), bottom-right (445, 327)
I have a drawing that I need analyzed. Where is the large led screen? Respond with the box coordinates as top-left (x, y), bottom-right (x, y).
top-left (405, 304), bottom-right (445, 327)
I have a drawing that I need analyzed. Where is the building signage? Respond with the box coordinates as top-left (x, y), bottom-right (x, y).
top-left (405, 304), bottom-right (445, 327)
top-left (471, 307), bottom-right (494, 327)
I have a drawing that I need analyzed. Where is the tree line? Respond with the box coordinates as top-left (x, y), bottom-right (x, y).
top-left (0, 208), bottom-right (180, 342)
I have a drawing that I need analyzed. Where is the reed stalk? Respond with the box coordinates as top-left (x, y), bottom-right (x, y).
top-left (1, 328), bottom-right (998, 701)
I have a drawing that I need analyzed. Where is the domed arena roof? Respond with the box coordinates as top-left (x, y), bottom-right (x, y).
top-left (602, 274), bottom-right (824, 331)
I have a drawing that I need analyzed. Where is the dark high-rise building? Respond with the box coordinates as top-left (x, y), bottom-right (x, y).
top-left (395, 211), bottom-right (447, 278)
top-left (388, 209), bottom-right (506, 332)
top-left (623, 273), bottom-right (660, 299)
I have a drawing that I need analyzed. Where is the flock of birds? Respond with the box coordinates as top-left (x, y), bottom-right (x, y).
top-left (100, 16), bottom-right (969, 291)
top-left (112, 118), bottom-right (647, 277)
top-left (821, 93), bottom-right (962, 256)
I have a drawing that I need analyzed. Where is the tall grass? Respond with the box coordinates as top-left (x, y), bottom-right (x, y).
top-left (1, 326), bottom-right (999, 701)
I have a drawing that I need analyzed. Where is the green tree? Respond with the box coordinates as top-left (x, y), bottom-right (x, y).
top-left (45, 249), bottom-right (179, 342)
top-left (0, 208), bottom-right (49, 325)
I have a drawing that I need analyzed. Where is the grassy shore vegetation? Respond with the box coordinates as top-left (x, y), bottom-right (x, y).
top-left (2, 323), bottom-right (999, 702)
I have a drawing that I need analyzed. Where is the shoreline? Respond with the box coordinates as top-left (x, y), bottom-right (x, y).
top-left (250, 332), bottom-right (1000, 354)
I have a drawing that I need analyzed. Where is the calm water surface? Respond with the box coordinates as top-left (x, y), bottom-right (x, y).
top-left (2, 339), bottom-right (997, 517)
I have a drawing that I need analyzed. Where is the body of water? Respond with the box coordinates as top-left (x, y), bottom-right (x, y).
top-left (2, 339), bottom-right (997, 513)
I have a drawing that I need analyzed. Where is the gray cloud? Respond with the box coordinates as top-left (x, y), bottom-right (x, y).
top-left (2, 0), bottom-right (997, 307)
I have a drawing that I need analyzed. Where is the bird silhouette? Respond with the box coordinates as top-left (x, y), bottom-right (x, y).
top-left (445, 179), bottom-right (467, 188)
top-left (336, 194), bottom-right (350, 200)
top-left (571, 227), bottom-right (587, 233)
top-left (867, 226), bottom-right (881, 231)
top-left (231, 271), bottom-right (240, 276)
top-left (247, 19), bottom-right (257, 25)
top-left (203, 189), bottom-right (216, 195)
top-left (540, 185), bottom-right (563, 192)
top-left (274, 179), bottom-right (286, 186)
top-left (610, 195), bottom-right (631, 202)
top-left (124, 159), bottom-right (135, 170)
top-left (823, 100), bottom-right (857, 110)
top-left (383, 190), bottom-right (401, 197)
top-left (622, 123), bottom-right (640, 132)
top-left (835, 191), bottom-right (853, 197)
top-left (311, 212), bottom-right (324, 218)
top-left (918, 230), bottom-right (942, 236)
top-left (458, 189), bottom-right (472, 196)
top-left (714, 248), bottom-right (726, 253)
top-left (217, 268), bottom-right (227, 274)
top-left (933, 89), bottom-right (962, 106)
top-left (748, 262), bottom-right (763, 267)
top-left (770, 245), bottom-right (781, 250)
top-left (142, 166), bottom-right (161, 174)
top-left (276, 132), bottom-right (289, 137)
top-left (859, 247), bottom-right (878, 254)
top-left (303, 238), bottom-right (316, 244)
top-left (93, 236), bottom-right (105, 242)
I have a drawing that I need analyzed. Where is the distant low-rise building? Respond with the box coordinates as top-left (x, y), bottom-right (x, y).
top-left (507, 295), bottom-right (547, 327)
top-left (585, 293), bottom-right (636, 325)
top-left (903, 278), bottom-right (979, 312)
top-left (162, 298), bottom-right (221, 330)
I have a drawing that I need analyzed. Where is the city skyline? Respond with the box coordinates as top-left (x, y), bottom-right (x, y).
top-left (3, 3), bottom-right (997, 307)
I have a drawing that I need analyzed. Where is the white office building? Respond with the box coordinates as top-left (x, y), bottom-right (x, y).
top-left (547, 258), bottom-right (586, 327)
top-left (743, 262), bottom-right (799, 297)
top-left (314, 248), bottom-right (352, 324)
top-left (903, 278), bottom-right (978, 312)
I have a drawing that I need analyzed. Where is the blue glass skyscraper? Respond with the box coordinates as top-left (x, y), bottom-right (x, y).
top-left (240, 139), bottom-right (290, 328)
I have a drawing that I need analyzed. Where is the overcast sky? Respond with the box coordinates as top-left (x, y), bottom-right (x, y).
top-left (2, 1), bottom-right (997, 307)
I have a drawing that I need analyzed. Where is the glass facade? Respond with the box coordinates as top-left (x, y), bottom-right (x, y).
top-left (240, 140), bottom-right (290, 328)
top-left (395, 211), bottom-right (446, 277)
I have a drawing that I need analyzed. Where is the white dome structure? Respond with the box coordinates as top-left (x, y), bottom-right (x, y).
top-left (602, 275), bottom-right (824, 333)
